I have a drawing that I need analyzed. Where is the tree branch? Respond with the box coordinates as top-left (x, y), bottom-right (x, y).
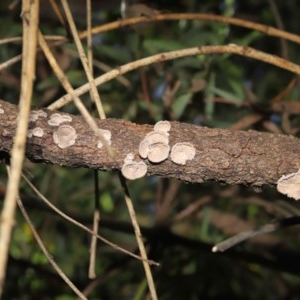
top-left (1, 99), bottom-right (299, 187)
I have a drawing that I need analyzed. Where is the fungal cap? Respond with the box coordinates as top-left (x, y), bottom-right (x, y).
top-left (170, 142), bottom-right (196, 165)
top-left (147, 142), bottom-right (170, 163)
top-left (48, 113), bottom-right (72, 126)
top-left (29, 110), bottom-right (47, 122)
top-left (124, 153), bottom-right (134, 163)
top-left (53, 125), bottom-right (77, 149)
top-left (144, 131), bottom-right (169, 144)
top-left (277, 170), bottom-right (300, 200)
top-left (97, 129), bottom-right (112, 148)
top-left (32, 127), bottom-right (44, 137)
top-left (121, 161), bottom-right (147, 180)
top-left (139, 139), bottom-right (150, 159)
top-left (154, 120), bottom-right (171, 133)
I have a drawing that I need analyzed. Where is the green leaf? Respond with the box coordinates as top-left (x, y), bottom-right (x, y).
top-left (171, 93), bottom-right (192, 119)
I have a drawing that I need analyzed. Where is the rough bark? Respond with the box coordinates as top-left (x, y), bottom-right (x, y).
top-left (0, 99), bottom-right (299, 187)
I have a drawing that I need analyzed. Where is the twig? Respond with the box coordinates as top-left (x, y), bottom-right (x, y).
top-left (49, 44), bottom-right (300, 110)
top-left (0, 1), bottom-right (39, 297)
top-left (81, 13), bottom-right (300, 46)
top-left (38, 31), bottom-right (113, 156)
top-left (212, 217), bottom-right (300, 252)
top-left (61, 0), bottom-right (105, 120)
top-left (8, 170), bottom-right (87, 299)
top-left (119, 174), bottom-right (158, 300)
top-left (83, 0), bottom-right (100, 280)
top-left (21, 173), bottom-right (158, 265)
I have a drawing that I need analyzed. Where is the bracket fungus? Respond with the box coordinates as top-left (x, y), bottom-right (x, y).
top-left (170, 142), bottom-right (196, 165)
top-left (147, 142), bottom-right (170, 163)
top-left (121, 153), bottom-right (147, 180)
top-left (97, 129), bottom-right (112, 148)
top-left (277, 170), bottom-right (300, 200)
top-left (30, 127), bottom-right (44, 138)
top-left (53, 125), bottom-right (77, 149)
top-left (29, 110), bottom-right (47, 122)
top-left (153, 120), bottom-right (171, 133)
top-left (138, 120), bottom-right (171, 163)
top-left (48, 113), bottom-right (72, 126)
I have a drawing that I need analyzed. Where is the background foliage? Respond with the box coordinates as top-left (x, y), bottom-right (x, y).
top-left (1, 0), bottom-right (300, 299)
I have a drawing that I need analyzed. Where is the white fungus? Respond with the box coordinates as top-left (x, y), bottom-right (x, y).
top-left (147, 143), bottom-right (170, 163)
top-left (124, 153), bottom-right (135, 163)
top-left (29, 110), bottom-right (47, 122)
top-left (144, 131), bottom-right (169, 144)
top-left (139, 140), bottom-right (151, 159)
top-left (48, 113), bottom-right (72, 126)
top-left (27, 130), bottom-right (33, 138)
top-left (53, 125), bottom-right (77, 149)
top-left (121, 160), bottom-right (147, 180)
top-left (0, 104), bottom-right (4, 114)
top-left (97, 129), bottom-right (112, 148)
top-left (32, 127), bottom-right (44, 137)
top-left (170, 142), bottom-right (196, 165)
top-left (138, 120), bottom-right (172, 163)
top-left (277, 170), bottom-right (300, 200)
top-left (153, 120), bottom-right (171, 133)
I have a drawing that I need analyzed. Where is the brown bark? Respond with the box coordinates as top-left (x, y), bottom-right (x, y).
top-left (0, 99), bottom-right (299, 187)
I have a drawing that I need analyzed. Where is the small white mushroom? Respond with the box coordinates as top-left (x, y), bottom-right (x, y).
top-left (147, 142), bottom-right (170, 163)
top-left (144, 131), bottom-right (169, 144)
top-left (53, 125), bottom-right (77, 149)
top-left (124, 153), bottom-right (135, 163)
top-left (277, 170), bottom-right (300, 200)
top-left (29, 110), bottom-right (47, 122)
top-left (139, 140), bottom-right (151, 159)
top-left (171, 142), bottom-right (196, 165)
top-left (97, 129), bottom-right (112, 148)
top-left (154, 120), bottom-right (171, 133)
top-left (121, 160), bottom-right (147, 180)
top-left (27, 130), bottom-right (33, 138)
top-left (48, 113), bottom-right (72, 126)
top-left (32, 127), bottom-right (44, 137)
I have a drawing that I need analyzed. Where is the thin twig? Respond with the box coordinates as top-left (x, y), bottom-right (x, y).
top-left (84, 0), bottom-right (100, 279)
top-left (0, 1), bottom-right (39, 297)
top-left (21, 173), bottom-right (159, 265)
top-left (212, 217), bottom-right (300, 252)
top-left (119, 174), bottom-right (158, 300)
top-left (8, 170), bottom-right (87, 299)
top-left (81, 13), bottom-right (300, 46)
top-left (38, 31), bottom-right (113, 156)
top-left (49, 44), bottom-right (300, 110)
top-left (61, 0), bottom-right (105, 120)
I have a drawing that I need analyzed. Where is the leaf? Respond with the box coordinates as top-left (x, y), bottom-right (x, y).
top-left (171, 93), bottom-right (192, 119)
top-left (211, 86), bottom-right (243, 105)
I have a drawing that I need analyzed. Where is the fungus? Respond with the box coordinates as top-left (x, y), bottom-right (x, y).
top-left (138, 140), bottom-right (150, 159)
top-left (32, 127), bottom-right (44, 137)
top-left (154, 120), bottom-right (171, 133)
top-left (48, 113), bottom-right (72, 126)
top-left (147, 142), bottom-right (170, 163)
top-left (144, 131), bottom-right (169, 144)
top-left (124, 153), bottom-right (134, 163)
top-left (121, 160), bottom-right (147, 180)
top-left (53, 125), bottom-right (77, 149)
top-left (170, 142), bottom-right (196, 165)
top-left (29, 110), bottom-right (47, 122)
top-left (97, 129), bottom-right (112, 148)
top-left (277, 170), bottom-right (300, 200)
top-left (27, 130), bottom-right (33, 138)
top-left (0, 104), bottom-right (4, 114)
